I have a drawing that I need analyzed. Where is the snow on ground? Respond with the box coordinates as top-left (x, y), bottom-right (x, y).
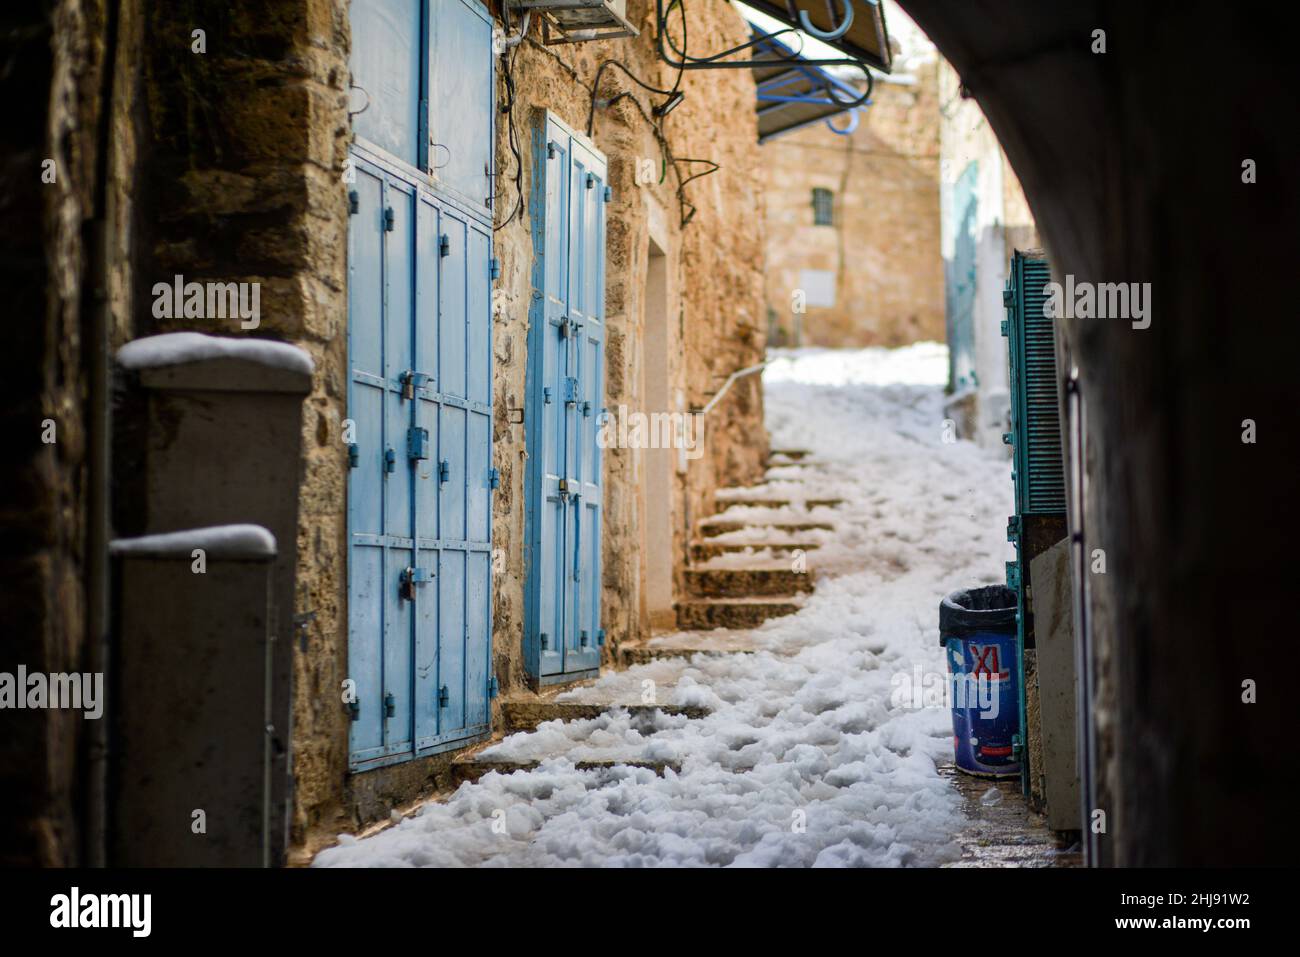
top-left (314, 343), bottom-right (1015, 868)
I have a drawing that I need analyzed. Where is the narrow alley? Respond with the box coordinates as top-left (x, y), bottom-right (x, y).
top-left (6, 0), bottom-right (1291, 922)
top-left (314, 344), bottom-right (1067, 867)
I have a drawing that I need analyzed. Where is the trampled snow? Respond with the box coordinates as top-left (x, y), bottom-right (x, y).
top-left (314, 343), bottom-right (1015, 868)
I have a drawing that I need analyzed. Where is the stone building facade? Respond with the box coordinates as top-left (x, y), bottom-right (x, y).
top-left (937, 56), bottom-right (1038, 450)
top-left (760, 8), bottom-right (942, 349)
top-left (3, 0), bottom-right (767, 866)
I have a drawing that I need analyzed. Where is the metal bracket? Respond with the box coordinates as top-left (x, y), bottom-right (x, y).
top-left (401, 370), bottom-right (428, 400)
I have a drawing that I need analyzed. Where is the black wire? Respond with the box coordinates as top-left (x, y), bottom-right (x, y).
top-left (585, 59), bottom-right (679, 137)
top-left (493, 38), bottom-right (524, 232)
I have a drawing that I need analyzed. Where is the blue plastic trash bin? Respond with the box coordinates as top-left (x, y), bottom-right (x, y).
top-left (940, 585), bottom-right (1021, 778)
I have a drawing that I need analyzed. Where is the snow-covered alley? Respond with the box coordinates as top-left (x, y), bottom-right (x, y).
top-left (314, 344), bottom-right (1040, 868)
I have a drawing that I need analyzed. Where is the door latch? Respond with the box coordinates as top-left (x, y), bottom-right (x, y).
top-left (399, 566), bottom-right (433, 601)
top-left (407, 426), bottom-right (429, 461)
top-left (400, 370), bottom-right (428, 400)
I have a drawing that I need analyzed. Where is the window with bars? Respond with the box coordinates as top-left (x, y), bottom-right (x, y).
top-left (812, 187), bottom-right (834, 226)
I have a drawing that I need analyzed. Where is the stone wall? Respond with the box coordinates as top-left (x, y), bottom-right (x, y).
top-left (0, 0), bottom-right (106, 867)
top-left (761, 21), bottom-right (942, 348)
top-left (485, 0), bottom-right (767, 699)
top-left (937, 57), bottom-right (1037, 450)
top-left (4, 0), bottom-right (767, 861)
top-left (292, 0), bottom-right (767, 847)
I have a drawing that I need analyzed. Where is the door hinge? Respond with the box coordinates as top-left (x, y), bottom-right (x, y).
top-left (547, 140), bottom-right (558, 159)
top-left (586, 172), bottom-right (595, 189)
top-left (1000, 319), bottom-right (1010, 337)
top-left (347, 443), bottom-right (360, 468)
top-left (489, 467), bottom-right (500, 489)
top-left (540, 632), bottom-right (549, 651)
top-left (348, 190), bottom-right (359, 215)
top-left (603, 185), bottom-right (612, 203)
top-left (383, 207), bottom-right (395, 232)
top-left (437, 685), bottom-right (449, 708)
top-left (347, 699), bottom-right (360, 721)
top-left (490, 257), bottom-right (501, 280)
top-left (543, 387), bottom-right (553, 404)
top-left (1006, 560), bottom-right (1021, 591)
top-left (1006, 515), bottom-right (1021, 542)
top-left (439, 233), bottom-right (450, 257)
top-left (438, 459), bottom-right (450, 483)
top-left (407, 426), bottom-right (429, 460)
top-left (488, 674), bottom-right (499, 699)
top-left (384, 448), bottom-right (397, 473)
top-left (596, 629), bottom-right (605, 647)
top-left (384, 692), bottom-right (396, 718)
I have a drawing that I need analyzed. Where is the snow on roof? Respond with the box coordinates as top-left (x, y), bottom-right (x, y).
top-left (118, 332), bottom-right (314, 376)
top-left (110, 524), bottom-right (277, 559)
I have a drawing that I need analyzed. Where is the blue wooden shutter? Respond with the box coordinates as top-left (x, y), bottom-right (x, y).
top-left (347, 0), bottom-right (494, 769)
top-left (350, 0), bottom-right (422, 167)
top-left (524, 114), bottom-right (607, 683)
top-left (428, 0), bottom-right (495, 213)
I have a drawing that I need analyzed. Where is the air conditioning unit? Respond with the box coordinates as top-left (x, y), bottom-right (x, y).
top-left (510, 0), bottom-right (638, 45)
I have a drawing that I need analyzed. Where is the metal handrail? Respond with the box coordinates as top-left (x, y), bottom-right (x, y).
top-left (700, 357), bottom-right (780, 416)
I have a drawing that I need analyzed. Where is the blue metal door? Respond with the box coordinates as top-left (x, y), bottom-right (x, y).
top-left (347, 0), bottom-right (494, 771)
top-left (525, 114), bottom-right (607, 684)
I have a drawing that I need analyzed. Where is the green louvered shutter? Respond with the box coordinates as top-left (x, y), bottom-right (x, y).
top-left (1005, 251), bottom-right (1066, 515)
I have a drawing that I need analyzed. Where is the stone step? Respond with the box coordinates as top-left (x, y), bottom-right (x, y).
top-left (619, 631), bottom-right (762, 665)
top-left (689, 539), bottom-right (821, 561)
top-left (684, 565), bottom-right (814, 598)
top-left (697, 518), bottom-right (834, 537)
top-left (676, 595), bottom-right (802, 630)
top-left (452, 755), bottom-right (680, 785)
top-left (501, 700), bottom-right (710, 733)
top-left (713, 496), bottom-right (844, 510)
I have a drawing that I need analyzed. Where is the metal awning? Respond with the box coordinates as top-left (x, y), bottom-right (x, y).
top-left (741, 0), bottom-right (893, 73)
top-left (751, 29), bottom-right (871, 143)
